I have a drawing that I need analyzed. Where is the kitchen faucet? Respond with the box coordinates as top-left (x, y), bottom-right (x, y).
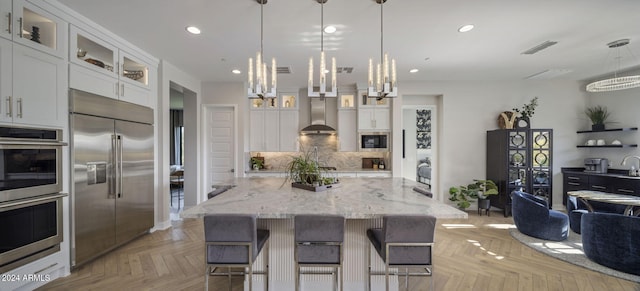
top-left (621, 155), bottom-right (640, 176)
top-left (313, 146), bottom-right (319, 166)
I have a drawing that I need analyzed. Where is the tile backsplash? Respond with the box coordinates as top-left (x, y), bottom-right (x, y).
top-left (249, 135), bottom-right (389, 170)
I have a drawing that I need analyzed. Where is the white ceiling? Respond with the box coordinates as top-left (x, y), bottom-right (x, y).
top-left (57, 0), bottom-right (640, 88)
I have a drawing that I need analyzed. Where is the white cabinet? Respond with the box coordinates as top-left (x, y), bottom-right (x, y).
top-left (338, 110), bottom-right (357, 152)
top-left (249, 109), bottom-right (279, 152)
top-left (0, 39), bottom-right (65, 127)
top-left (279, 110), bottom-right (299, 152)
top-left (0, 0), bottom-right (66, 58)
top-left (69, 25), bottom-right (152, 107)
top-left (249, 92), bottom-right (300, 152)
top-left (358, 108), bottom-right (390, 131)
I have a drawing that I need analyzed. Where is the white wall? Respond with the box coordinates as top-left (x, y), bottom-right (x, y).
top-left (157, 60), bottom-right (201, 229)
top-left (201, 82), bottom-right (247, 177)
top-left (392, 80), bottom-right (586, 209)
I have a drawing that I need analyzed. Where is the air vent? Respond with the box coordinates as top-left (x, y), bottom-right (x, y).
top-left (337, 67), bottom-right (353, 74)
top-left (521, 41), bottom-right (558, 55)
top-left (276, 66), bottom-right (291, 74)
top-left (525, 69), bottom-right (572, 80)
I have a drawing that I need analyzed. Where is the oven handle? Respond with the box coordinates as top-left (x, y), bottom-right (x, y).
top-left (0, 140), bottom-right (67, 146)
top-left (0, 193), bottom-right (67, 210)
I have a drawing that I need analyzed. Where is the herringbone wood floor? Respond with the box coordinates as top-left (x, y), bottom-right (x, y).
top-left (39, 210), bottom-right (640, 291)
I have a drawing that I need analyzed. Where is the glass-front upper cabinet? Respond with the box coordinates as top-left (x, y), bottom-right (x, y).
top-left (250, 97), bottom-right (278, 109)
top-left (280, 93), bottom-right (297, 110)
top-left (339, 93), bottom-right (355, 109)
top-left (6, 0), bottom-right (66, 58)
top-left (70, 25), bottom-right (117, 77)
top-left (120, 52), bottom-right (149, 87)
top-left (358, 90), bottom-right (389, 107)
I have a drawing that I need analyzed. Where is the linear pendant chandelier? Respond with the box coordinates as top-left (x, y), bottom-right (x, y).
top-left (367, 0), bottom-right (397, 99)
top-left (248, 0), bottom-right (276, 99)
top-left (308, 0), bottom-right (337, 98)
top-left (586, 39), bottom-right (640, 92)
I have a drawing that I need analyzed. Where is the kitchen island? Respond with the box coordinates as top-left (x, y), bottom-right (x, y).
top-left (182, 177), bottom-right (466, 291)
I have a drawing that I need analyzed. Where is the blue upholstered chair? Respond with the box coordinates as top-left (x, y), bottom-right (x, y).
top-left (366, 215), bottom-right (436, 291)
top-left (294, 215), bottom-right (345, 291)
top-left (566, 196), bottom-right (627, 234)
top-left (581, 212), bottom-right (640, 276)
top-left (204, 214), bottom-right (270, 291)
top-left (511, 191), bottom-right (569, 241)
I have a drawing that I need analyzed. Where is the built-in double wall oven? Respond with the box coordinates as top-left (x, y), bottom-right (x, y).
top-left (0, 126), bottom-right (66, 273)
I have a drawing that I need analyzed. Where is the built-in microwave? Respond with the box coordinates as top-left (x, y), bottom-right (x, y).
top-left (0, 126), bottom-right (65, 203)
top-left (359, 132), bottom-right (389, 152)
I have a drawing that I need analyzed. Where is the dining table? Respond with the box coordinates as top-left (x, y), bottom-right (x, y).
top-left (567, 190), bottom-right (640, 216)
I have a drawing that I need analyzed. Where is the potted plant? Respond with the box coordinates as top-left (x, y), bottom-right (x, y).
top-left (512, 97), bottom-right (539, 128)
top-left (250, 157), bottom-right (264, 170)
top-left (449, 179), bottom-right (498, 211)
top-left (585, 105), bottom-right (610, 131)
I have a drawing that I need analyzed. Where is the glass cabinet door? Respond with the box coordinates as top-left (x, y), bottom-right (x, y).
top-left (531, 130), bottom-right (552, 202)
top-left (339, 93), bottom-right (355, 109)
top-left (508, 130), bottom-right (528, 193)
top-left (280, 93), bottom-right (297, 109)
top-left (120, 52), bottom-right (149, 87)
top-left (13, 0), bottom-right (65, 58)
top-left (71, 25), bottom-right (117, 77)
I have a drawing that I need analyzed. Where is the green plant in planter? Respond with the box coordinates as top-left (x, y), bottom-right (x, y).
top-left (449, 179), bottom-right (498, 209)
top-left (585, 105), bottom-right (610, 130)
top-left (283, 149), bottom-right (322, 185)
top-left (250, 157), bottom-right (264, 170)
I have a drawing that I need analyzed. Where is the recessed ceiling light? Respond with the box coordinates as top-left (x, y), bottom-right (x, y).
top-left (409, 69), bottom-right (419, 73)
top-left (458, 24), bottom-right (474, 33)
top-left (186, 26), bottom-right (201, 35)
top-left (232, 69), bottom-right (241, 74)
top-left (324, 26), bottom-right (337, 34)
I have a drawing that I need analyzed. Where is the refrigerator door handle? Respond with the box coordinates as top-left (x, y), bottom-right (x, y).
top-left (117, 135), bottom-right (123, 198)
top-left (109, 134), bottom-right (117, 199)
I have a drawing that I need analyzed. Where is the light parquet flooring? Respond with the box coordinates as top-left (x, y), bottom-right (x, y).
top-left (39, 210), bottom-right (640, 291)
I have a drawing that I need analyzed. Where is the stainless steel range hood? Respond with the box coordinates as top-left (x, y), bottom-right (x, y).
top-left (300, 98), bottom-right (336, 135)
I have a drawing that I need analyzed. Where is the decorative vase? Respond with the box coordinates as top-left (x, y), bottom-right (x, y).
top-left (31, 26), bottom-right (41, 43)
top-left (592, 124), bottom-right (605, 131)
top-left (515, 117), bottom-right (530, 129)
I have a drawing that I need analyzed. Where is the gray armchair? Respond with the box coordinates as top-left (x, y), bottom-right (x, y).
top-left (512, 191), bottom-right (569, 241)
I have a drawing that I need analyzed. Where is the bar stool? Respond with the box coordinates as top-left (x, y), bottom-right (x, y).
top-left (366, 215), bottom-right (436, 291)
top-left (294, 215), bottom-right (345, 291)
top-left (204, 214), bottom-right (270, 291)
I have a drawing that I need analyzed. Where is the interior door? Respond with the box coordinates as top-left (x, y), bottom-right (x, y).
top-left (115, 120), bottom-right (154, 245)
top-left (72, 114), bottom-right (116, 266)
top-left (205, 106), bottom-right (235, 188)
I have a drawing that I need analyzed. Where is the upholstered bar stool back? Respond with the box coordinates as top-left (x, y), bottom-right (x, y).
top-left (204, 214), bottom-right (270, 291)
top-left (366, 215), bottom-right (436, 291)
top-left (294, 215), bottom-right (345, 291)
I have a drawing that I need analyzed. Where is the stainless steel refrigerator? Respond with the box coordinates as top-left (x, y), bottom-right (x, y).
top-left (69, 89), bottom-right (154, 267)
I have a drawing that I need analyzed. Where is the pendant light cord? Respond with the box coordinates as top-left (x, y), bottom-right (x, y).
top-left (320, 0), bottom-right (324, 52)
top-left (380, 0), bottom-right (384, 63)
top-left (260, 1), bottom-right (264, 56)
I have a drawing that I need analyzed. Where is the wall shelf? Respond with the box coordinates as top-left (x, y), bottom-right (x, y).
top-left (577, 144), bottom-right (638, 148)
top-left (577, 127), bottom-right (638, 134)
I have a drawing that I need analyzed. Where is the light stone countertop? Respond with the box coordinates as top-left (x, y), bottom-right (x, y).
top-left (181, 177), bottom-right (467, 219)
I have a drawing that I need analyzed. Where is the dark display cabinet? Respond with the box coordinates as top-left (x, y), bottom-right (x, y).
top-left (487, 129), bottom-right (553, 216)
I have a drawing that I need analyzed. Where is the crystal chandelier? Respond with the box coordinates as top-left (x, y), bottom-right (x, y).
top-left (308, 0), bottom-right (337, 98)
top-left (367, 0), bottom-right (397, 99)
top-left (586, 39), bottom-right (640, 92)
top-left (248, 0), bottom-right (276, 99)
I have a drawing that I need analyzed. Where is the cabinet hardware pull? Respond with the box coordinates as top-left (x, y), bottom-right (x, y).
top-left (16, 97), bottom-right (22, 118)
top-left (5, 96), bottom-right (11, 117)
top-left (618, 189), bottom-right (634, 194)
top-left (567, 182), bottom-right (580, 186)
top-left (6, 12), bottom-right (11, 34)
top-left (568, 176), bottom-right (580, 180)
top-left (17, 17), bottom-right (22, 38)
top-left (591, 185), bottom-right (606, 190)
